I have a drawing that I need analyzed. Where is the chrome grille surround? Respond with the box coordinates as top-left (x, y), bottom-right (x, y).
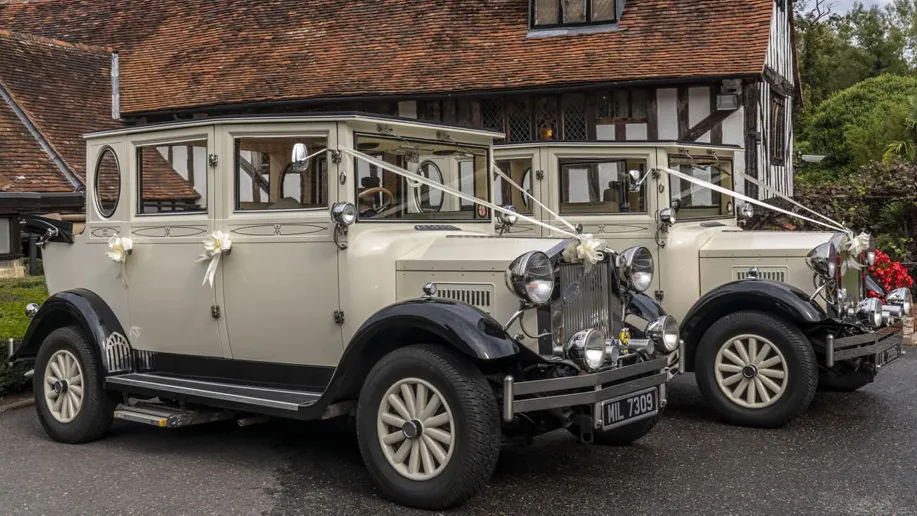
top-left (538, 258), bottom-right (623, 355)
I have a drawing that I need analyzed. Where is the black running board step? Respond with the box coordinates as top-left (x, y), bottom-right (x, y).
top-left (107, 373), bottom-right (322, 412)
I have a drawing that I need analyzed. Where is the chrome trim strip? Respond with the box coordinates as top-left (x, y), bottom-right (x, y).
top-left (832, 333), bottom-right (903, 362)
top-left (512, 373), bottom-right (666, 414)
top-left (513, 358), bottom-right (664, 395)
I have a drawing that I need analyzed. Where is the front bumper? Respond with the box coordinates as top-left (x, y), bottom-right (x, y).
top-left (502, 352), bottom-right (678, 427)
top-left (826, 327), bottom-right (903, 368)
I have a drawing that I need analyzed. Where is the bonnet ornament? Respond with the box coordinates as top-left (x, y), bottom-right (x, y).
top-left (106, 235), bottom-right (132, 286)
top-left (197, 231), bottom-right (232, 288)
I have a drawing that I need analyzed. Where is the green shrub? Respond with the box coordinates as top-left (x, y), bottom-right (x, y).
top-left (800, 74), bottom-right (917, 180)
top-left (0, 276), bottom-right (48, 397)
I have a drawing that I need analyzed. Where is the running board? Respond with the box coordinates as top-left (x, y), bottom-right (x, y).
top-left (106, 373), bottom-right (322, 413)
top-left (114, 400), bottom-right (234, 428)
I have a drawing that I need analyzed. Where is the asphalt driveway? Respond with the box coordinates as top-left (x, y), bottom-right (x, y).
top-left (2, 353), bottom-right (916, 515)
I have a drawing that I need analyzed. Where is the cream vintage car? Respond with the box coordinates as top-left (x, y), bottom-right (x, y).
top-left (492, 141), bottom-right (909, 429)
top-left (12, 115), bottom-right (680, 510)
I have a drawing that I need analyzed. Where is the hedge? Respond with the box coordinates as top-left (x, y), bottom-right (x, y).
top-left (0, 277), bottom-right (48, 397)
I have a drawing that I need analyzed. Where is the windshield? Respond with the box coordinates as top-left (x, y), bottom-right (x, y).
top-left (354, 134), bottom-right (490, 222)
top-left (668, 157), bottom-right (734, 220)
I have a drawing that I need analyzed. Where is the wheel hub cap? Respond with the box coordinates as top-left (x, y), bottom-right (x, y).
top-left (43, 349), bottom-right (85, 424)
top-left (713, 334), bottom-right (789, 409)
top-left (402, 420), bottom-right (422, 439)
top-left (377, 377), bottom-right (456, 481)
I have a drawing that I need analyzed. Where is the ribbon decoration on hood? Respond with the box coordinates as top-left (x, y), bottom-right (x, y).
top-left (339, 147), bottom-right (610, 266)
top-left (735, 171), bottom-right (846, 231)
top-left (197, 231), bottom-right (232, 288)
top-left (841, 231), bottom-right (871, 272)
top-left (106, 235), bottom-right (132, 286)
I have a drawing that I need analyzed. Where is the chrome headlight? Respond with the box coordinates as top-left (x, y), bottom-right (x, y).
top-left (616, 246), bottom-right (654, 293)
top-left (855, 297), bottom-right (883, 329)
top-left (330, 202), bottom-right (357, 226)
top-left (646, 315), bottom-right (679, 354)
top-left (887, 287), bottom-right (913, 315)
top-left (505, 251), bottom-right (554, 306)
top-left (806, 242), bottom-right (838, 279)
top-left (566, 328), bottom-right (607, 372)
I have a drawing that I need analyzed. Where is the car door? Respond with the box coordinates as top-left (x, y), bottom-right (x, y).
top-left (493, 149), bottom-right (543, 236)
top-left (126, 126), bottom-right (227, 358)
top-left (218, 123), bottom-right (344, 367)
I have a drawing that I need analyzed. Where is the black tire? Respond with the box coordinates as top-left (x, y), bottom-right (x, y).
top-left (568, 412), bottom-right (661, 446)
top-left (819, 360), bottom-right (877, 392)
top-left (33, 326), bottom-right (117, 443)
top-left (695, 311), bottom-right (817, 428)
top-left (356, 344), bottom-right (500, 510)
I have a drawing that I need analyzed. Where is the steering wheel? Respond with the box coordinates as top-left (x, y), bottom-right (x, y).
top-left (358, 187), bottom-right (395, 214)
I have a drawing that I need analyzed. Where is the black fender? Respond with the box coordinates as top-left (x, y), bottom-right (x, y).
top-left (14, 289), bottom-right (128, 370)
top-left (323, 298), bottom-right (521, 401)
top-left (679, 279), bottom-right (829, 371)
top-left (627, 292), bottom-right (667, 322)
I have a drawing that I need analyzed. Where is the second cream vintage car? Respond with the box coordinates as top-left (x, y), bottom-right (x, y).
top-left (12, 116), bottom-right (680, 510)
top-left (492, 141), bottom-right (908, 428)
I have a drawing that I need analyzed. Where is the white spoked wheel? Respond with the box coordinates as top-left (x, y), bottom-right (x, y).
top-left (714, 334), bottom-right (788, 409)
top-left (377, 377), bottom-right (455, 481)
top-left (43, 349), bottom-right (84, 423)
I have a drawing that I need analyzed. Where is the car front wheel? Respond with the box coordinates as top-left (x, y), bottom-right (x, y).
top-left (356, 344), bottom-right (500, 510)
top-left (695, 311), bottom-right (817, 428)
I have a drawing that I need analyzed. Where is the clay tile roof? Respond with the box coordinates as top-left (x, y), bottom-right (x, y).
top-left (1, 0), bottom-right (774, 115)
top-left (0, 29), bottom-right (117, 182)
top-left (0, 29), bottom-right (199, 200)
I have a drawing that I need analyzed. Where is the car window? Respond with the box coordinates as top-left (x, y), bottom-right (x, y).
top-left (668, 157), bottom-right (734, 219)
top-left (354, 135), bottom-right (490, 221)
top-left (235, 136), bottom-right (328, 211)
top-left (137, 140), bottom-right (207, 214)
top-left (559, 158), bottom-right (647, 214)
top-left (494, 158), bottom-right (533, 214)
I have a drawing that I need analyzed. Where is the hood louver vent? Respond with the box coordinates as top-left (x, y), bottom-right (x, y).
top-left (435, 283), bottom-right (494, 314)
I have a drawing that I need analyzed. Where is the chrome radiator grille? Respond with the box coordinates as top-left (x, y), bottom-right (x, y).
top-left (558, 261), bottom-right (616, 339)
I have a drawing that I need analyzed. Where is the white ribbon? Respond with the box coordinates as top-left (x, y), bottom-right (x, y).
top-left (736, 172), bottom-right (846, 231)
top-left (339, 146), bottom-right (609, 265)
top-left (490, 160), bottom-right (579, 234)
top-left (657, 167), bottom-right (845, 232)
top-left (197, 231), bottom-right (232, 288)
top-left (841, 231), bottom-right (871, 272)
top-left (106, 235), bottom-right (132, 287)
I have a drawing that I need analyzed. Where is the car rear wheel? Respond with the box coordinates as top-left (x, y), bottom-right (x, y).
top-left (695, 311), bottom-right (817, 428)
top-left (34, 326), bottom-right (117, 443)
top-left (356, 344), bottom-right (500, 510)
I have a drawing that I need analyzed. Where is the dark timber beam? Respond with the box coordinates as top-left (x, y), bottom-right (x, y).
top-left (680, 108), bottom-right (734, 142)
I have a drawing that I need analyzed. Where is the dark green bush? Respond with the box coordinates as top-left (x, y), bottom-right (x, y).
top-left (0, 276), bottom-right (48, 397)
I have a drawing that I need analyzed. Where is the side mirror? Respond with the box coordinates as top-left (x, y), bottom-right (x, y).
top-left (291, 143), bottom-right (310, 172)
top-left (495, 205), bottom-right (518, 236)
top-left (737, 203), bottom-right (754, 222)
top-left (330, 202), bottom-right (356, 250)
top-left (627, 169), bottom-right (650, 193)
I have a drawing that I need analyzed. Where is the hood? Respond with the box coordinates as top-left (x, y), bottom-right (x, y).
top-left (700, 230), bottom-right (834, 258)
top-left (397, 236), bottom-right (569, 271)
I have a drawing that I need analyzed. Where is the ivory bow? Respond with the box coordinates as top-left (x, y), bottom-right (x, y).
top-left (106, 235), bottom-right (132, 286)
top-left (841, 231), bottom-right (871, 272)
top-left (562, 234), bottom-right (608, 271)
top-left (197, 231), bottom-right (232, 288)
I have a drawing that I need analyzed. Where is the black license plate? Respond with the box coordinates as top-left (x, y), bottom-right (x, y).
top-left (875, 341), bottom-right (902, 368)
top-left (601, 388), bottom-right (658, 430)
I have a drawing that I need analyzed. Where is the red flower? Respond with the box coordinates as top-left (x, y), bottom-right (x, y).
top-left (869, 249), bottom-right (915, 293)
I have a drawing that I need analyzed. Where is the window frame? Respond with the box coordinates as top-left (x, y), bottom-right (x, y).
top-left (135, 137), bottom-right (209, 217)
top-left (557, 157), bottom-right (649, 216)
top-left (666, 155), bottom-right (735, 222)
top-left (770, 92), bottom-right (787, 166)
top-left (94, 145), bottom-right (121, 219)
top-left (352, 132), bottom-right (492, 224)
top-left (232, 134), bottom-right (331, 213)
top-left (530, 0), bottom-right (618, 29)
